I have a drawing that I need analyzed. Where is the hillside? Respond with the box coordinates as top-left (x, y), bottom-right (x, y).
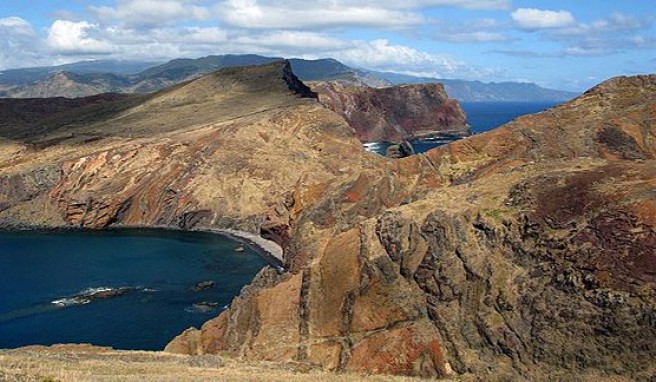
top-left (0, 60), bottom-right (157, 86)
top-left (0, 65), bottom-right (654, 380)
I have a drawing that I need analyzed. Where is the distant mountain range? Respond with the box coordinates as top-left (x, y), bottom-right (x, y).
top-left (372, 72), bottom-right (578, 102)
top-left (0, 54), bottom-right (577, 102)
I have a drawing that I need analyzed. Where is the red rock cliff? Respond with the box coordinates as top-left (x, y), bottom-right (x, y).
top-left (311, 81), bottom-right (470, 142)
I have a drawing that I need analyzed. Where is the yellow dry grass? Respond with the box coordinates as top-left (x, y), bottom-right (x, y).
top-left (0, 345), bottom-right (423, 382)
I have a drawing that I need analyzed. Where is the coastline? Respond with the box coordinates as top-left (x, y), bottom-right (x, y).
top-left (193, 227), bottom-right (284, 270)
top-left (0, 222), bottom-right (285, 270)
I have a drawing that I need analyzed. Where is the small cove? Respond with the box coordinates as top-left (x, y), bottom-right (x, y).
top-left (364, 101), bottom-right (561, 156)
top-left (0, 228), bottom-right (269, 350)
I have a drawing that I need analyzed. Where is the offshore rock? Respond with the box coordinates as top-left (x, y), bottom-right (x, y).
top-left (385, 140), bottom-right (415, 158)
top-left (311, 81), bottom-right (470, 143)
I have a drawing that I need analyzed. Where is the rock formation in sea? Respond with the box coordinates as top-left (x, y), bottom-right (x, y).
top-left (1, 62), bottom-right (655, 380)
top-left (310, 80), bottom-right (470, 142)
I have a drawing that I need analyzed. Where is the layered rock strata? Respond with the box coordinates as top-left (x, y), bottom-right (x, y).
top-left (311, 81), bottom-right (470, 142)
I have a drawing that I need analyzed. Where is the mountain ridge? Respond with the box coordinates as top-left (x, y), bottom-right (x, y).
top-left (0, 54), bottom-right (576, 102)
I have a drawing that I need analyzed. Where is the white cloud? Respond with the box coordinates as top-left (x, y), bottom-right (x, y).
top-left (219, 0), bottom-right (424, 29)
top-left (315, 0), bottom-right (511, 10)
top-left (216, 0), bottom-right (511, 30)
top-left (233, 31), bottom-right (346, 52)
top-left (0, 17), bottom-right (47, 69)
top-left (434, 18), bottom-right (511, 43)
top-left (0, 17), bottom-right (33, 30)
top-left (330, 39), bottom-right (477, 79)
top-left (47, 20), bottom-right (115, 55)
top-left (441, 31), bottom-right (509, 42)
top-left (512, 8), bottom-right (575, 30)
top-left (91, 0), bottom-right (211, 28)
top-left (500, 12), bottom-right (654, 57)
top-left (553, 13), bottom-right (651, 37)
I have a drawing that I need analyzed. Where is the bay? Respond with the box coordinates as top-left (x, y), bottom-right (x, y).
top-left (0, 229), bottom-right (267, 350)
top-left (364, 101), bottom-right (561, 156)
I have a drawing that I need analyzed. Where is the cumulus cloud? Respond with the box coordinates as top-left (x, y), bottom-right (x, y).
top-left (0, 17), bottom-right (47, 69)
top-left (219, 0), bottom-right (423, 29)
top-left (231, 31), bottom-right (347, 53)
top-left (553, 13), bottom-right (651, 38)
top-left (434, 18), bottom-right (511, 43)
top-left (216, 0), bottom-right (511, 30)
top-left (329, 39), bottom-right (478, 79)
top-left (47, 20), bottom-right (115, 55)
top-left (499, 12), bottom-right (655, 57)
top-left (512, 8), bottom-right (575, 30)
top-left (91, 0), bottom-right (211, 28)
top-left (311, 0), bottom-right (511, 10)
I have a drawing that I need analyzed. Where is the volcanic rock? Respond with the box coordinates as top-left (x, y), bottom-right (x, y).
top-left (192, 281), bottom-right (216, 292)
top-left (385, 140), bottom-right (415, 158)
top-left (311, 81), bottom-right (470, 142)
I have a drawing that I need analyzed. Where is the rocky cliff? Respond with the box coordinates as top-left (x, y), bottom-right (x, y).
top-left (167, 74), bottom-right (656, 380)
top-left (311, 81), bottom-right (470, 142)
top-left (1, 66), bottom-right (655, 380)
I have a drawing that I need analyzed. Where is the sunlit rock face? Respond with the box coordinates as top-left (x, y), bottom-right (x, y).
top-left (311, 81), bottom-right (470, 143)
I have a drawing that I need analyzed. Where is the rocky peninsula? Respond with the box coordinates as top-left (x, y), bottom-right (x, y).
top-left (311, 80), bottom-right (470, 142)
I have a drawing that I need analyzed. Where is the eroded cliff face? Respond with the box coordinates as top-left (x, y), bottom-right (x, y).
top-left (0, 61), bottom-right (373, 232)
top-left (1, 66), bottom-right (655, 380)
top-left (311, 81), bottom-right (470, 143)
top-left (167, 75), bottom-right (656, 380)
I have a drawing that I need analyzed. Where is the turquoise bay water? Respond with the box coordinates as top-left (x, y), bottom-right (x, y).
top-left (365, 101), bottom-right (560, 156)
top-left (0, 229), bottom-right (267, 350)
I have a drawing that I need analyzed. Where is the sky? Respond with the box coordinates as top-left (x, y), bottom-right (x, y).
top-left (0, 0), bottom-right (654, 91)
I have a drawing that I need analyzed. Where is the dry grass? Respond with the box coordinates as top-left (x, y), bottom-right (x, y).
top-left (0, 345), bottom-right (423, 382)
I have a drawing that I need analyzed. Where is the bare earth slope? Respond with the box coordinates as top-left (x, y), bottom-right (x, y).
top-left (0, 61), bottom-right (373, 232)
top-left (0, 69), bottom-right (655, 380)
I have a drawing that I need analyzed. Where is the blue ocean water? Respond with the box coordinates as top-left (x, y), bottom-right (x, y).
top-left (461, 101), bottom-right (560, 134)
top-left (365, 101), bottom-right (561, 155)
top-left (0, 229), bottom-right (267, 350)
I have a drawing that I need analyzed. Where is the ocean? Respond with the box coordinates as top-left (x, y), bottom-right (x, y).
top-left (0, 229), bottom-right (267, 350)
top-left (365, 101), bottom-right (561, 156)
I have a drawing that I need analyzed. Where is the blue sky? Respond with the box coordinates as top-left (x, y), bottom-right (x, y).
top-left (0, 0), bottom-right (654, 91)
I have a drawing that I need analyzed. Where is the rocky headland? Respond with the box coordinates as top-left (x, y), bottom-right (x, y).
top-left (0, 62), bottom-right (654, 380)
top-left (311, 81), bottom-right (470, 142)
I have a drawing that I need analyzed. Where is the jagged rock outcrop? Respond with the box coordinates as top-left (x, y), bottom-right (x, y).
top-left (311, 81), bottom-right (470, 142)
top-left (385, 140), bottom-right (415, 158)
top-left (1, 65), bottom-right (655, 380)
